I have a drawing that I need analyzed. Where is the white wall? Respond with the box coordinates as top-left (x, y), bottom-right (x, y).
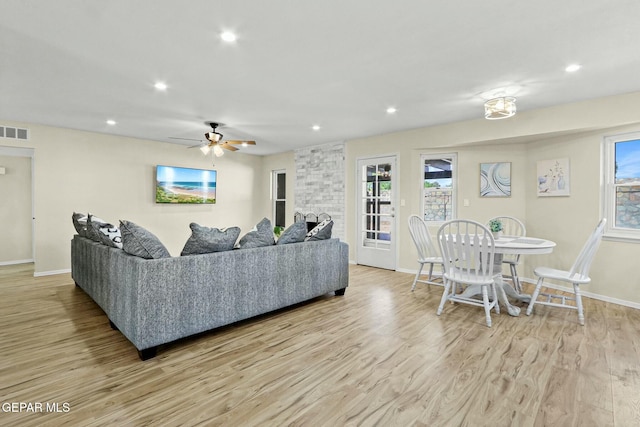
top-left (259, 151), bottom-right (296, 227)
top-left (524, 125), bottom-right (640, 304)
top-left (0, 121), bottom-right (263, 275)
top-left (344, 92), bottom-right (640, 306)
top-left (5, 90), bottom-right (640, 305)
top-left (0, 152), bottom-right (32, 263)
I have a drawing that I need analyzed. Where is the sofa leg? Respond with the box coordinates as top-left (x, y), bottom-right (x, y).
top-left (335, 288), bottom-right (346, 296)
top-left (109, 320), bottom-right (119, 331)
top-left (138, 347), bottom-right (158, 361)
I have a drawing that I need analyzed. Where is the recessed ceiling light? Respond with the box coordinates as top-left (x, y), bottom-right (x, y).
top-left (565, 64), bottom-right (581, 73)
top-left (312, 125), bottom-right (321, 131)
top-left (106, 119), bottom-right (116, 126)
top-left (221, 31), bottom-right (237, 42)
top-left (154, 82), bottom-right (168, 91)
top-left (386, 107), bottom-right (397, 114)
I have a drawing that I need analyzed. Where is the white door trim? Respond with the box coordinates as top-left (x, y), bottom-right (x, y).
top-left (355, 153), bottom-right (399, 270)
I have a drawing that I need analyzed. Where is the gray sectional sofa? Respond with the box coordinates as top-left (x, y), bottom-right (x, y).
top-left (71, 235), bottom-right (349, 359)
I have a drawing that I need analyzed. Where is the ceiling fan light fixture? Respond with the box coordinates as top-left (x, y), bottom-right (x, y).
top-left (204, 131), bottom-right (223, 142)
top-left (484, 96), bottom-right (516, 120)
top-left (200, 145), bottom-right (211, 155)
top-left (213, 144), bottom-right (224, 157)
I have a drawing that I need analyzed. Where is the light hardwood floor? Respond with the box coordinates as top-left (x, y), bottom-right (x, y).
top-left (1, 263), bottom-right (639, 426)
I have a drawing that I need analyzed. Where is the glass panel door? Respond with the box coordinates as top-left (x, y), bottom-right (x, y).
top-left (357, 156), bottom-right (397, 270)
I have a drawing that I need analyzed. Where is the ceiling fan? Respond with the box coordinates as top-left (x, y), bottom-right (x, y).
top-left (170, 122), bottom-right (256, 157)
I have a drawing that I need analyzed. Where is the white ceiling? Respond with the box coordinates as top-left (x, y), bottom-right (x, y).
top-left (2, 0), bottom-right (640, 155)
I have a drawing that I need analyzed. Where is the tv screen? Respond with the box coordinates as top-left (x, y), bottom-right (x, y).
top-left (156, 165), bottom-right (217, 204)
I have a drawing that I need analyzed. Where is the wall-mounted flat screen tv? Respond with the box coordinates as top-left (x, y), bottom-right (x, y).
top-left (156, 165), bottom-right (217, 204)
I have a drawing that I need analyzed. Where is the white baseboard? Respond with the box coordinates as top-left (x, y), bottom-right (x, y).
top-left (520, 277), bottom-right (640, 310)
top-left (34, 268), bottom-right (71, 277)
top-left (0, 259), bottom-right (34, 266)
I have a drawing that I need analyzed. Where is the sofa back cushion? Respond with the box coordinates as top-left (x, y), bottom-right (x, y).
top-left (181, 223), bottom-right (241, 256)
top-left (120, 220), bottom-right (171, 259)
top-left (276, 221), bottom-right (307, 245)
top-left (237, 217), bottom-right (275, 249)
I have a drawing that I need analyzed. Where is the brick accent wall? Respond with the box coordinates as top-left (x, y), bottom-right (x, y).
top-left (294, 142), bottom-right (345, 240)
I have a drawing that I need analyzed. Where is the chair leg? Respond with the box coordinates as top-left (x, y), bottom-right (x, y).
top-left (491, 281), bottom-right (500, 314)
top-left (437, 280), bottom-right (451, 315)
top-left (411, 263), bottom-right (424, 291)
top-left (427, 263), bottom-right (435, 283)
top-left (482, 285), bottom-right (492, 327)
top-left (526, 277), bottom-right (545, 316)
top-left (574, 283), bottom-right (585, 325)
top-left (510, 264), bottom-right (522, 293)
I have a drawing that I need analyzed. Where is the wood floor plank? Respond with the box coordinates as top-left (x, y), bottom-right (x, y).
top-left (1, 263), bottom-right (639, 426)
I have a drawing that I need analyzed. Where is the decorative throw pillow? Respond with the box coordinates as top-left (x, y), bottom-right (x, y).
top-left (305, 219), bottom-right (333, 241)
top-left (99, 224), bottom-right (123, 249)
top-left (119, 220), bottom-right (171, 259)
top-left (72, 212), bottom-right (88, 237)
top-left (181, 223), bottom-right (241, 256)
top-left (86, 214), bottom-right (108, 243)
top-left (237, 217), bottom-right (275, 249)
top-left (276, 221), bottom-right (307, 245)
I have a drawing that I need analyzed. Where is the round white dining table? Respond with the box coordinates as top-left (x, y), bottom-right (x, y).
top-left (457, 235), bottom-right (556, 316)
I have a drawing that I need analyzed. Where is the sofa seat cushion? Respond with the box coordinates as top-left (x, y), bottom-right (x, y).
top-left (237, 217), bottom-right (275, 249)
top-left (181, 223), bottom-right (241, 255)
top-left (120, 220), bottom-right (171, 259)
top-left (276, 221), bottom-right (307, 245)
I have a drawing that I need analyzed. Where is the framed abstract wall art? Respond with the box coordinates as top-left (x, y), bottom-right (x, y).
top-left (480, 162), bottom-right (511, 197)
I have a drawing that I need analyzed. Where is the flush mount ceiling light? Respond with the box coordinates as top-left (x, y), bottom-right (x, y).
top-left (154, 82), bottom-right (168, 91)
top-left (106, 119), bottom-right (116, 126)
top-left (484, 97), bottom-right (517, 120)
top-left (220, 31), bottom-right (237, 42)
top-left (386, 107), bottom-right (397, 114)
top-left (565, 64), bottom-right (581, 73)
top-left (312, 125), bottom-right (321, 131)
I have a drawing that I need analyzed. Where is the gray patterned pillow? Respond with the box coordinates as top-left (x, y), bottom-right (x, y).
top-left (86, 214), bottom-right (108, 243)
top-left (120, 220), bottom-right (171, 259)
top-left (276, 221), bottom-right (307, 245)
top-left (99, 224), bottom-right (123, 249)
top-left (181, 223), bottom-right (241, 256)
top-left (305, 219), bottom-right (333, 241)
top-left (72, 212), bottom-right (88, 237)
top-left (237, 217), bottom-right (275, 249)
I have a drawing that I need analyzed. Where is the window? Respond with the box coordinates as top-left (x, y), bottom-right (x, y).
top-left (602, 132), bottom-right (640, 241)
top-left (421, 153), bottom-right (456, 222)
top-left (272, 170), bottom-right (286, 228)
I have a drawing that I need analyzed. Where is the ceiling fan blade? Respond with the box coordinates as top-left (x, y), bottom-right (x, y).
top-left (169, 136), bottom-right (203, 142)
top-left (220, 143), bottom-right (239, 151)
top-left (225, 140), bottom-right (256, 145)
top-left (187, 142), bottom-right (209, 149)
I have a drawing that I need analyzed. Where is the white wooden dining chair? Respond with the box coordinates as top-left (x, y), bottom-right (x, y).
top-left (407, 215), bottom-right (443, 290)
top-left (487, 216), bottom-right (526, 292)
top-left (526, 218), bottom-right (606, 325)
top-left (437, 219), bottom-right (500, 327)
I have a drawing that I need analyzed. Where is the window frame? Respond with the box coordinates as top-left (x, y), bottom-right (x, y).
top-left (272, 169), bottom-right (286, 228)
top-left (420, 152), bottom-right (457, 224)
top-left (601, 131), bottom-right (640, 242)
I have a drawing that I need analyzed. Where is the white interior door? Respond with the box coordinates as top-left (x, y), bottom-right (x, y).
top-left (356, 156), bottom-right (397, 270)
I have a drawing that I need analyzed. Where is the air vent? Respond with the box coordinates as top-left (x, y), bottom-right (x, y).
top-left (0, 126), bottom-right (29, 140)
